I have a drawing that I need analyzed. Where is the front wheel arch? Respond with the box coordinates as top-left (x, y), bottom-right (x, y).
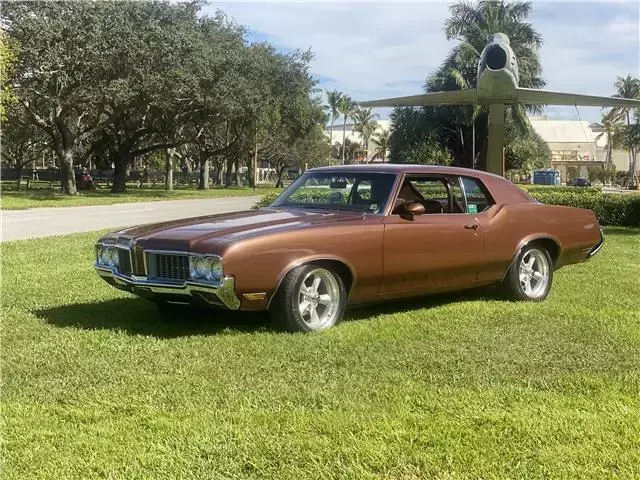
top-left (268, 258), bottom-right (354, 309)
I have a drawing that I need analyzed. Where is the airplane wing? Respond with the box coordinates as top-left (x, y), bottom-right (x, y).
top-left (515, 88), bottom-right (640, 107)
top-left (358, 89), bottom-right (478, 107)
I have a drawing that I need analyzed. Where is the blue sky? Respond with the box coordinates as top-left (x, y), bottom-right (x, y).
top-left (209, 1), bottom-right (639, 124)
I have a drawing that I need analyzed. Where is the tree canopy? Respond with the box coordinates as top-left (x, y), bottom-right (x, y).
top-left (2, 1), bottom-right (326, 193)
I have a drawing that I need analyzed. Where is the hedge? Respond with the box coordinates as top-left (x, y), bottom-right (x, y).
top-left (527, 190), bottom-right (640, 226)
top-left (253, 188), bottom-right (640, 227)
top-left (252, 191), bottom-right (281, 209)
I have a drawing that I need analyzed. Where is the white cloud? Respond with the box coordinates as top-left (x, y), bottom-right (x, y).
top-left (211, 1), bottom-right (639, 123)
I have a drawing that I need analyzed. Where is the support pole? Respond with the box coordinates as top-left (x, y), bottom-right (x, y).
top-left (253, 131), bottom-right (258, 191)
top-left (486, 103), bottom-right (505, 176)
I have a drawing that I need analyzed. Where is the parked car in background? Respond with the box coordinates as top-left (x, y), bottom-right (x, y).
top-left (94, 165), bottom-right (604, 333)
top-left (568, 178), bottom-right (591, 187)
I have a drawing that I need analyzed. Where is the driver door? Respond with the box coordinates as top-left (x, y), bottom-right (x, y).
top-left (380, 174), bottom-right (485, 295)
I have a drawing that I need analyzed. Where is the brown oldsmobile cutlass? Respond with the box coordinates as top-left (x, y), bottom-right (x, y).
top-left (95, 165), bottom-right (604, 332)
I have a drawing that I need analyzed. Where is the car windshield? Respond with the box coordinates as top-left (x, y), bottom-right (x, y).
top-left (271, 171), bottom-right (397, 214)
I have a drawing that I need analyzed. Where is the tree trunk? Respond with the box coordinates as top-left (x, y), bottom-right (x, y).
top-left (341, 117), bottom-right (348, 165)
top-left (234, 159), bottom-right (240, 186)
top-left (198, 153), bottom-right (209, 190)
top-left (275, 166), bottom-right (286, 188)
top-left (111, 157), bottom-right (129, 193)
top-left (58, 148), bottom-right (77, 195)
top-left (224, 157), bottom-right (234, 187)
top-left (165, 149), bottom-right (174, 191)
top-left (471, 119), bottom-right (476, 169)
top-left (329, 118), bottom-right (334, 161)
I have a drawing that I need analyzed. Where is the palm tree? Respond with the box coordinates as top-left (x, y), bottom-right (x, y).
top-left (352, 106), bottom-right (379, 162)
top-left (372, 130), bottom-right (390, 162)
top-left (338, 95), bottom-right (357, 164)
top-left (415, 0), bottom-right (545, 168)
top-left (443, 1), bottom-right (544, 90)
top-left (605, 74), bottom-right (640, 175)
top-left (596, 112), bottom-right (623, 184)
top-left (325, 90), bottom-right (343, 159)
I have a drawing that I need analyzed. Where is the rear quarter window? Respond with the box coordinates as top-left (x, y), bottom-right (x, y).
top-left (461, 177), bottom-right (495, 213)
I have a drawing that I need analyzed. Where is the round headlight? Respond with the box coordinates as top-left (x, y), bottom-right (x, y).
top-left (194, 257), bottom-right (209, 278)
top-left (209, 258), bottom-right (223, 281)
top-left (100, 248), bottom-right (111, 265)
top-left (110, 248), bottom-right (119, 267)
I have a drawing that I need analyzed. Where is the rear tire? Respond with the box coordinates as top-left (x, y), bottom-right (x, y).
top-left (502, 245), bottom-right (553, 301)
top-left (270, 264), bottom-right (346, 333)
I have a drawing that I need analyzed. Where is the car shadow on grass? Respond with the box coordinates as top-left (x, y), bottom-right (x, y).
top-left (344, 286), bottom-right (502, 322)
top-left (37, 287), bottom-right (503, 337)
top-left (35, 298), bottom-right (274, 338)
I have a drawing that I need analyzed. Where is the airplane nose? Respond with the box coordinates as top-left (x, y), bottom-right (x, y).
top-left (485, 44), bottom-right (508, 70)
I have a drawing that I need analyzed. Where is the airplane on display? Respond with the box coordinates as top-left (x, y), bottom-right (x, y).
top-left (359, 33), bottom-right (640, 176)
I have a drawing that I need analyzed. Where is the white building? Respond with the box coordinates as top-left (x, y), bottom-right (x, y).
top-left (325, 116), bottom-right (631, 178)
top-left (325, 120), bottom-right (392, 162)
top-left (528, 116), bottom-right (631, 181)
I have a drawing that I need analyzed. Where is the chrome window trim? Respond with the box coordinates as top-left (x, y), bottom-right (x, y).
top-left (271, 170), bottom-right (400, 216)
top-left (387, 173), bottom-right (496, 217)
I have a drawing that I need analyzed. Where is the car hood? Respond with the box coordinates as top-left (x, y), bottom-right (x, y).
top-left (108, 207), bottom-right (365, 253)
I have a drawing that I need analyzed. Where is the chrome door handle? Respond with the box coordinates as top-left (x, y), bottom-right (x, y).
top-left (464, 224), bottom-right (479, 230)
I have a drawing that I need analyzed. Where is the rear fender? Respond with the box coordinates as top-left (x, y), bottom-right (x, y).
top-left (501, 234), bottom-right (562, 282)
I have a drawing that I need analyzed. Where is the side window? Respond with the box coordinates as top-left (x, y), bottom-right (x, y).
top-left (411, 179), bottom-right (448, 205)
top-left (393, 176), bottom-right (466, 214)
top-left (461, 177), bottom-right (493, 213)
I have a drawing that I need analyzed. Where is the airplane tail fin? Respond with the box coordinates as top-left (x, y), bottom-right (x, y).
top-left (515, 88), bottom-right (640, 107)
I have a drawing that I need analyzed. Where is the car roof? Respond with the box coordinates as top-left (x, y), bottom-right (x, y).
top-left (309, 163), bottom-right (498, 176)
top-left (306, 164), bottom-right (534, 205)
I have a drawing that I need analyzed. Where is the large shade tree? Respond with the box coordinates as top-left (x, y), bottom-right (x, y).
top-left (2, 1), bottom-right (148, 194)
top-left (3, 1), bottom-right (327, 194)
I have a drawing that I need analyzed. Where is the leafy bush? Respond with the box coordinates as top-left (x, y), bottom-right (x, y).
top-left (528, 190), bottom-right (640, 226)
top-left (253, 188), bottom-right (346, 210)
top-left (252, 191), bottom-right (281, 209)
top-left (521, 185), bottom-right (601, 195)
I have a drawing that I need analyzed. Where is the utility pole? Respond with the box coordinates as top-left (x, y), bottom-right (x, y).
top-left (253, 130), bottom-right (258, 191)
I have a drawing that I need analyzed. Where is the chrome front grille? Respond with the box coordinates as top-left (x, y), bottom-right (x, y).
top-left (117, 249), bottom-right (132, 275)
top-left (148, 253), bottom-right (190, 281)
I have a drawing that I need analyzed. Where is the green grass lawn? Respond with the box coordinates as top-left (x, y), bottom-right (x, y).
top-left (0, 185), bottom-right (280, 210)
top-left (2, 228), bottom-right (639, 479)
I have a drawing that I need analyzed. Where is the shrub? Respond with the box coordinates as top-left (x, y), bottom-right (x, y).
top-left (520, 185), bottom-right (600, 195)
top-left (253, 188), bottom-right (345, 210)
top-left (528, 190), bottom-right (640, 226)
top-left (252, 191), bottom-right (280, 209)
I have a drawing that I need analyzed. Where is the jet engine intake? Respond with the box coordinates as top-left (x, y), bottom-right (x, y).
top-left (485, 44), bottom-right (508, 71)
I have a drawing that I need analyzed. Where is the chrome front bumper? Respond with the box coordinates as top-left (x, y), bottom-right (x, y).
top-left (95, 266), bottom-right (241, 310)
top-left (588, 228), bottom-right (604, 257)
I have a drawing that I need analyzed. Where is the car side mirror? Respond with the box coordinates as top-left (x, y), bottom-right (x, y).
top-left (400, 201), bottom-right (425, 219)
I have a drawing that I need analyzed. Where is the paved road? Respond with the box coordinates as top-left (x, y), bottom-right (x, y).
top-left (1, 196), bottom-right (260, 242)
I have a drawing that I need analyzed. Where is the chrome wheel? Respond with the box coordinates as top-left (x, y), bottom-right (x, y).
top-left (519, 248), bottom-right (550, 299)
top-left (298, 268), bottom-right (340, 329)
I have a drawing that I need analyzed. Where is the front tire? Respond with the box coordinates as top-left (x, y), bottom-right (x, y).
top-left (270, 264), bottom-right (347, 332)
top-left (502, 245), bottom-right (553, 301)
